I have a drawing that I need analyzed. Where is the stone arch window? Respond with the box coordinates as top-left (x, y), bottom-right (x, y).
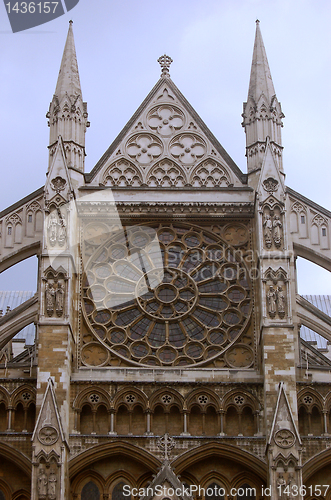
top-left (152, 404), bottom-right (166, 435)
top-left (26, 402), bottom-right (36, 432)
top-left (81, 481), bottom-right (100, 500)
top-left (205, 406), bottom-right (218, 436)
top-left (298, 405), bottom-right (309, 435)
top-left (80, 404), bottom-right (94, 434)
top-left (236, 483), bottom-right (256, 499)
top-left (95, 404), bottom-right (109, 435)
top-left (188, 405), bottom-right (203, 435)
top-left (169, 405), bottom-right (182, 435)
top-left (112, 481), bottom-right (131, 500)
top-left (310, 406), bottom-right (323, 435)
top-left (204, 482), bottom-right (225, 500)
top-left (0, 402), bottom-right (7, 431)
top-left (131, 405), bottom-right (145, 435)
top-left (224, 406), bottom-right (240, 436)
top-left (116, 404), bottom-right (130, 435)
top-left (241, 406), bottom-right (255, 436)
top-left (13, 402), bottom-right (25, 432)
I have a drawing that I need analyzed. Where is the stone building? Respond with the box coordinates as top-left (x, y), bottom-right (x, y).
top-left (0, 19), bottom-right (331, 500)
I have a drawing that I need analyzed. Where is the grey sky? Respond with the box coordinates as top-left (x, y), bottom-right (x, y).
top-left (0, 0), bottom-right (330, 293)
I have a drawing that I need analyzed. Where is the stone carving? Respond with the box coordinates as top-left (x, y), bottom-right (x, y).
top-left (276, 286), bottom-right (286, 318)
top-left (102, 159), bottom-right (143, 187)
top-left (263, 177), bottom-right (279, 193)
top-left (263, 214), bottom-right (273, 248)
top-left (146, 160), bottom-right (185, 187)
top-left (126, 134), bottom-right (163, 165)
top-left (190, 160), bottom-right (231, 187)
top-left (37, 468), bottom-right (48, 499)
top-left (273, 215), bottom-right (283, 248)
top-left (276, 473), bottom-right (287, 500)
top-left (147, 105), bottom-right (184, 136)
top-left (48, 471), bottom-right (57, 500)
top-left (267, 286), bottom-right (277, 317)
top-left (222, 223), bottom-right (249, 246)
top-left (274, 429), bottom-right (295, 448)
top-left (225, 345), bottom-right (254, 368)
top-left (157, 432), bottom-right (175, 460)
top-left (157, 54), bottom-right (173, 77)
top-left (38, 426), bottom-right (59, 445)
top-left (81, 343), bottom-right (109, 367)
top-left (267, 285), bottom-right (286, 319)
top-left (170, 134), bottom-right (206, 165)
top-left (47, 208), bottom-right (66, 247)
top-left (51, 176), bottom-right (66, 193)
top-left (263, 208), bottom-right (283, 249)
top-left (45, 280), bottom-right (65, 317)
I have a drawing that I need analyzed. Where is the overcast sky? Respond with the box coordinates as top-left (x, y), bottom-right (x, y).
top-left (0, 0), bottom-right (330, 293)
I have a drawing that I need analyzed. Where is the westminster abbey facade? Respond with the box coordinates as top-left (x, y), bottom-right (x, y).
top-left (0, 20), bottom-right (331, 500)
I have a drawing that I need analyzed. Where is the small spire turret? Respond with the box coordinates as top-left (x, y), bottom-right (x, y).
top-left (242, 21), bottom-right (284, 173)
top-left (46, 21), bottom-right (89, 172)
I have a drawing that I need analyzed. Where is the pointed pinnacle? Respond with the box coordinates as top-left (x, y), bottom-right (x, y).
top-left (247, 21), bottom-right (276, 103)
top-left (55, 21), bottom-right (82, 99)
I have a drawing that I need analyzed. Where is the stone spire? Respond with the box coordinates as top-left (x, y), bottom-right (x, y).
top-left (242, 21), bottom-right (284, 173)
top-left (46, 21), bottom-right (89, 172)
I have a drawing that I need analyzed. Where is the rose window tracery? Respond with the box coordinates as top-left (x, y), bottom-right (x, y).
top-left (82, 224), bottom-right (252, 367)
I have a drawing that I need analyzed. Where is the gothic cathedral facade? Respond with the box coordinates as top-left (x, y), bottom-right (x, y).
top-left (1, 20), bottom-right (331, 500)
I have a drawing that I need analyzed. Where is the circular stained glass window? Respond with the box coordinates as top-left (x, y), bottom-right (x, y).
top-left (82, 224), bottom-right (251, 366)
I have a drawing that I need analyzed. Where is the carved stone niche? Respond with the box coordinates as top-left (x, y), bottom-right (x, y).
top-left (42, 267), bottom-right (67, 318)
top-left (36, 457), bottom-right (59, 500)
top-left (263, 268), bottom-right (288, 320)
top-left (46, 205), bottom-right (67, 249)
top-left (262, 203), bottom-right (284, 250)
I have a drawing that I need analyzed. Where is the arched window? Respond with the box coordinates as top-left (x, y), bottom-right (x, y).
top-left (205, 482), bottom-right (224, 500)
top-left (80, 405), bottom-right (93, 434)
top-left (81, 481), bottom-right (100, 500)
top-left (0, 403), bottom-right (7, 432)
top-left (112, 481), bottom-right (130, 500)
top-left (236, 483), bottom-right (256, 499)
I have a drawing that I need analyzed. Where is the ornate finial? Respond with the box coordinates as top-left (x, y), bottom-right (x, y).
top-left (157, 54), bottom-right (173, 78)
top-left (157, 433), bottom-right (175, 463)
top-left (256, 19), bottom-right (260, 24)
top-left (69, 20), bottom-right (73, 25)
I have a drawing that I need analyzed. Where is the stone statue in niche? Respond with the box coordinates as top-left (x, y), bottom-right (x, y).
top-left (45, 283), bottom-right (55, 316)
top-left (47, 209), bottom-right (66, 247)
top-left (45, 280), bottom-right (65, 317)
top-left (55, 282), bottom-right (64, 317)
top-left (48, 471), bottom-right (57, 500)
top-left (276, 473), bottom-right (287, 500)
top-left (267, 285), bottom-right (286, 319)
top-left (273, 215), bottom-right (283, 248)
top-left (277, 286), bottom-right (286, 318)
top-left (267, 286), bottom-right (277, 317)
top-left (263, 214), bottom-right (273, 248)
top-left (37, 467), bottom-right (48, 499)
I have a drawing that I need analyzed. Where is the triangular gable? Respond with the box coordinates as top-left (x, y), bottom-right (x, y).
top-left (86, 78), bottom-right (246, 187)
top-left (45, 137), bottom-right (74, 205)
top-left (140, 461), bottom-right (193, 500)
top-left (32, 377), bottom-right (67, 446)
top-left (268, 382), bottom-right (301, 448)
top-left (257, 138), bottom-right (285, 202)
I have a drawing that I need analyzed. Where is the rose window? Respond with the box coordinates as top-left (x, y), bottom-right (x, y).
top-left (82, 224), bottom-right (252, 367)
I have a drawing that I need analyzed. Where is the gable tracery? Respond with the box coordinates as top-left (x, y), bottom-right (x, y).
top-left (94, 84), bottom-right (241, 188)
